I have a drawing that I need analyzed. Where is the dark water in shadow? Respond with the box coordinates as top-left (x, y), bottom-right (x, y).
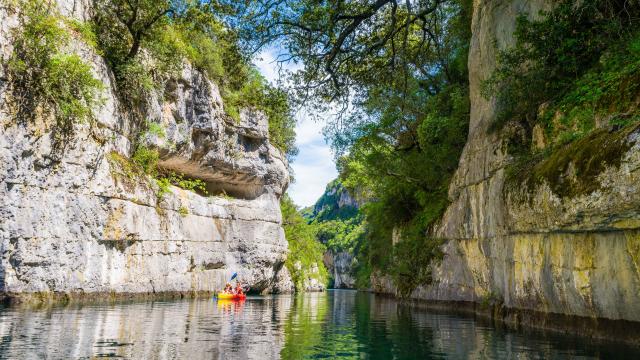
top-left (0, 290), bottom-right (637, 359)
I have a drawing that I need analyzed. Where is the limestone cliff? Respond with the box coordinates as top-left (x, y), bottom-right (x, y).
top-left (373, 0), bottom-right (640, 337)
top-left (0, 0), bottom-right (293, 298)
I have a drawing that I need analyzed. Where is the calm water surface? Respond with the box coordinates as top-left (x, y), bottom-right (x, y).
top-left (0, 290), bottom-right (637, 359)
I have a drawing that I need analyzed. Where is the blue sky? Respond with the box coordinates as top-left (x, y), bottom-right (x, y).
top-left (254, 49), bottom-right (337, 207)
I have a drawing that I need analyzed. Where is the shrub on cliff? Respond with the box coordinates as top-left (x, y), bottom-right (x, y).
top-left (484, 0), bottom-right (640, 144)
top-left (91, 0), bottom-right (297, 157)
top-left (6, 0), bottom-right (103, 154)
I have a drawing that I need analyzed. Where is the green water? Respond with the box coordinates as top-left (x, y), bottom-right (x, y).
top-left (0, 290), bottom-right (637, 359)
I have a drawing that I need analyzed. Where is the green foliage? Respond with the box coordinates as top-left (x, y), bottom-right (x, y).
top-left (237, 0), bottom-right (473, 111)
top-left (259, 86), bottom-right (298, 158)
top-left (132, 145), bottom-right (159, 176)
top-left (391, 234), bottom-right (444, 298)
top-left (146, 122), bottom-right (166, 138)
top-left (90, 0), bottom-right (298, 157)
top-left (160, 172), bottom-right (208, 195)
top-left (281, 195), bottom-right (329, 292)
top-left (107, 151), bottom-right (144, 182)
top-left (178, 206), bottom-right (189, 217)
top-left (483, 0), bottom-right (640, 142)
top-left (6, 0), bottom-right (103, 152)
top-left (337, 80), bottom-right (469, 293)
top-left (311, 179), bottom-right (359, 222)
top-left (155, 176), bottom-right (172, 200)
top-left (65, 18), bottom-right (100, 53)
top-left (315, 217), bottom-right (365, 254)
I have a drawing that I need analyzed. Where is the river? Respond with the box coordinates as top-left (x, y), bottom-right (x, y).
top-left (0, 290), bottom-right (637, 359)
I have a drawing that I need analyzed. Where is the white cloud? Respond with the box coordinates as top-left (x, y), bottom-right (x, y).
top-left (254, 48), bottom-right (337, 207)
top-left (254, 48), bottom-right (279, 83)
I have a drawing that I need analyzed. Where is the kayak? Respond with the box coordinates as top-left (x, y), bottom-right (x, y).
top-left (216, 293), bottom-right (246, 300)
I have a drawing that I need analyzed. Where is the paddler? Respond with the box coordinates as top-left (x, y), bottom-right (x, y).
top-left (223, 282), bottom-right (233, 294)
top-left (234, 281), bottom-right (244, 296)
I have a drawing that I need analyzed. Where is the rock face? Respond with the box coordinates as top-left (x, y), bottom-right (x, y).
top-left (374, 0), bottom-right (640, 330)
top-left (0, 1), bottom-right (293, 297)
top-left (323, 251), bottom-right (355, 289)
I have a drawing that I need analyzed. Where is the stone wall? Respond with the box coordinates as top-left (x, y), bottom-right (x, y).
top-left (0, 0), bottom-right (293, 298)
top-left (373, 0), bottom-right (640, 332)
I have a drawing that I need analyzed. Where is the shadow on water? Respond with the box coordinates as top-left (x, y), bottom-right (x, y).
top-left (0, 290), bottom-right (638, 359)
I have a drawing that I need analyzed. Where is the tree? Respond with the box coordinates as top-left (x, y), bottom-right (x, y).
top-left (234, 0), bottom-right (470, 149)
top-left (236, 0), bottom-right (473, 293)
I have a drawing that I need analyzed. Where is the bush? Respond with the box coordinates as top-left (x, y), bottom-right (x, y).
top-left (155, 176), bottom-right (172, 200)
top-left (65, 18), bottom-right (100, 53)
top-left (7, 0), bottom-right (103, 152)
top-left (390, 234), bottom-right (444, 298)
top-left (159, 172), bottom-right (208, 195)
top-left (483, 0), bottom-right (640, 139)
top-left (131, 145), bottom-right (159, 175)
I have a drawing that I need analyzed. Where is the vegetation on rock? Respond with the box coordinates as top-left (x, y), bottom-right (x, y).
top-left (91, 0), bottom-right (298, 157)
top-left (484, 0), bottom-right (640, 138)
top-left (485, 0), bottom-right (640, 196)
top-left (6, 0), bottom-right (103, 154)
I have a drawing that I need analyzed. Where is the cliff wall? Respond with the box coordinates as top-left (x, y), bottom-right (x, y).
top-left (0, 0), bottom-right (293, 298)
top-left (373, 0), bottom-right (640, 336)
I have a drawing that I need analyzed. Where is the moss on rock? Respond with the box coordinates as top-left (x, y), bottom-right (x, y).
top-left (510, 123), bottom-right (638, 198)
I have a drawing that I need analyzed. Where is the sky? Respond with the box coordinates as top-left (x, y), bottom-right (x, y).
top-left (254, 49), bottom-right (338, 208)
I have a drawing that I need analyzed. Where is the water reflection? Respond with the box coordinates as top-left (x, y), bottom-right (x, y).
top-left (281, 291), bottom-right (640, 359)
top-left (0, 291), bottom-right (637, 359)
top-left (0, 297), bottom-right (292, 359)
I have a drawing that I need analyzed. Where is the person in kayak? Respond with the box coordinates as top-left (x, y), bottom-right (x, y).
top-left (223, 282), bottom-right (233, 294)
top-left (234, 281), bottom-right (244, 296)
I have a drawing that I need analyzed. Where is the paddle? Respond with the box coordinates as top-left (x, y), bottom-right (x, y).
top-left (230, 272), bottom-right (237, 281)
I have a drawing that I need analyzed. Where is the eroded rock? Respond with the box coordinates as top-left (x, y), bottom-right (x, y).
top-left (0, 1), bottom-right (292, 298)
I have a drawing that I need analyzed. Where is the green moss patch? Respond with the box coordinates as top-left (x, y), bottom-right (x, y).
top-left (512, 124), bottom-right (639, 198)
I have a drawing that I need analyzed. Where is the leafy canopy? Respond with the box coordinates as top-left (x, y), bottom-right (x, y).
top-left (235, 0), bottom-right (473, 294)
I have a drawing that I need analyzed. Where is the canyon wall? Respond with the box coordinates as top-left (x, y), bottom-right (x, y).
top-left (374, 0), bottom-right (640, 334)
top-left (0, 0), bottom-right (293, 298)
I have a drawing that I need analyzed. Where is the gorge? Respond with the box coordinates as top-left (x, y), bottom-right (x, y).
top-left (0, 0), bottom-right (640, 356)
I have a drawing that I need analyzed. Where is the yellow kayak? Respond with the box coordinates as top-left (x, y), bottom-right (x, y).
top-left (216, 293), bottom-right (246, 300)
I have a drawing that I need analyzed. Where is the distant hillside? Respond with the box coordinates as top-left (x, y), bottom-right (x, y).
top-left (306, 179), bottom-right (359, 223)
top-left (306, 179), bottom-right (365, 288)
